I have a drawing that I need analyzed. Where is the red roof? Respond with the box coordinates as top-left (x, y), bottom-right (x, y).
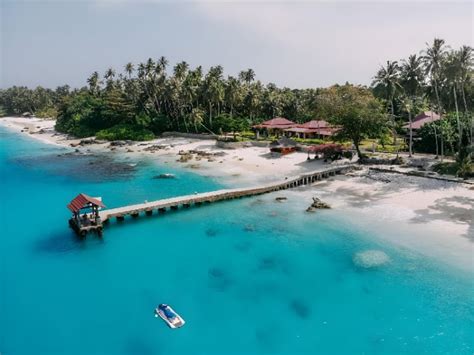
top-left (67, 193), bottom-right (106, 213)
top-left (260, 117), bottom-right (295, 126)
top-left (285, 127), bottom-right (317, 134)
top-left (414, 111), bottom-right (440, 121)
top-left (403, 111), bottom-right (441, 130)
top-left (285, 126), bottom-right (339, 136)
top-left (253, 117), bottom-right (296, 129)
top-left (298, 120), bottom-right (331, 129)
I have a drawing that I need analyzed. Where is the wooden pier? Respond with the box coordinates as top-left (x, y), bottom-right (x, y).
top-left (98, 165), bottom-right (353, 224)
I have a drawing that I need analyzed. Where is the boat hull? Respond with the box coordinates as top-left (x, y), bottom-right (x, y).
top-left (155, 306), bottom-right (185, 329)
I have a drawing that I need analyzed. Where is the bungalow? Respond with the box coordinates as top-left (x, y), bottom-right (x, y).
top-left (253, 117), bottom-right (296, 138)
top-left (285, 120), bottom-right (338, 139)
top-left (403, 111), bottom-right (441, 131)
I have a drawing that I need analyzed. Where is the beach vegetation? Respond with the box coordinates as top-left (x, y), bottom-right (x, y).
top-left (96, 124), bottom-right (155, 141)
top-left (0, 38), bottom-right (471, 159)
top-left (316, 84), bottom-right (389, 158)
top-left (36, 106), bottom-right (59, 119)
top-left (372, 39), bottom-right (472, 177)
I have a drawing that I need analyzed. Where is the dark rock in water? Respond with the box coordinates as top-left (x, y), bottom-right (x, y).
top-left (258, 256), bottom-right (277, 270)
top-left (208, 267), bottom-right (232, 291)
top-left (143, 144), bottom-right (167, 152)
top-left (152, 173), bottom-right (176, 179)
top-left (205, 228), bottom-right (219, 237)
top-left (289, 299), bottom-right (311, 319)
top-left (243, 224), bottom-right (256, 232)
top-left (110, 140), bottom-right (128, 147)
top-left (234, 241), bottom-right (252, 252)
top-left (306, 197), bottom-right (331, 212)
top-left (275, 196), bottom-right (287, 202)
top-left (208, 267), bottom-right (225, 278)
top-left (79, 138), bottom-right (96, 145)
top-left (11, 152), bottom-right (137, 182)
top-left (250, 199), bottom-right (265, 206)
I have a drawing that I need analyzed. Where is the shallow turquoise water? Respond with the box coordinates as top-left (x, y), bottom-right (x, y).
top-left (0, 127), bottom-right (473, 354)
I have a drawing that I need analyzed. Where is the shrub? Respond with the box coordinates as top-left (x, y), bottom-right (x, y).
top-left (96, 124), bottom-right (155, 141)
top-left (432, 161), bottom-right (474, 178)
top-left (36, 106), bottom-right (59, 119)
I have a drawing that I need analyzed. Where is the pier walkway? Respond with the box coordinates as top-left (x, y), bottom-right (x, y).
top-left (99, 165), bottom-right (353, 223)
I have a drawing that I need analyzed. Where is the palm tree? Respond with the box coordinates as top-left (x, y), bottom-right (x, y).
top-left (104, 68), bottom-right (115, 80)
top-left (372, 61), bottom-right (401, 143)
top-left (239, 69), bottom-right (255, 85)
top-left (157, 56), bottom-right (169, 73)
top-left (456, 46), bottom-right (473, 152)
top-left (443, 50), bottom-right (464, 152)
top-left (204, 66), bottom-right (224, 126)
top-left (188, 108), bottom-right (204, 132)
top-left (104, 68), bottom-right (116, 91)
top-left (87, 71), bottom-right (100, 95)
top-left (400, 54), bottom-right (424, 156)
top-left (124, 63), bottom-right (134, 79)
top-left (173, 61), bottom-right (189, 81)
top-left (225, 76), bottom-right (242, 117)
top-left (423, 38), bottom-right (447, 160)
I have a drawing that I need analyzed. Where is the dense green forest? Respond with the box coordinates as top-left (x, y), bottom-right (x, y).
top-left (0, 38), bottom-right (472, 164)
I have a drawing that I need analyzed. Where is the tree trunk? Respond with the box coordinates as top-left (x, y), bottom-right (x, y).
top-left (461, 84), bottom-right (469, 114)
top-left (208, 101), bottom-right (212, 127)
top-left (460, 83), bottom-right (474, 158)
top-left (354, 141), bottom-right (363, 160)
top-left (440, 133), bottom-right (444, 162)
top-left (453, 85), bottom-right (462, 153)
top-left (408, 110), bottom-right (413, 157)
top-left (433, 81), bottom-right (444, 161)
top-left (433, 122), bottom-right (439, 158)
top-left (390, 99), bottom-right (397, 145)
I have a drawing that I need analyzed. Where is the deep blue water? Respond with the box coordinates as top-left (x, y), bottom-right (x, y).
top-left (0, 126), bottom-right (473, 355)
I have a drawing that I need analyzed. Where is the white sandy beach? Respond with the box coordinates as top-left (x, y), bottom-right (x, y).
top-left (1, 116), bottom-right (473, 271)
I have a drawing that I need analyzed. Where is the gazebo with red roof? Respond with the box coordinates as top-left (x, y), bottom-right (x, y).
top-left (67, 193), bottom-right (106, 237)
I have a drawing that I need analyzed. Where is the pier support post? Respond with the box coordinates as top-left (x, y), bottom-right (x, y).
top-left (170, 205), bottom-right (178, 210)
top-left (131, 212), bottom-right (139, 218)
top-left (116, 215), bottom-right (124, 221)
top-left (158, 208), bottom-right (166, 213)
top-left (145, 209), bottom-right (153, 216)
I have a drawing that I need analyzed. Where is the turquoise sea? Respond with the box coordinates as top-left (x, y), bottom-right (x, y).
top-left (0, 126), bottom-right (473, 355)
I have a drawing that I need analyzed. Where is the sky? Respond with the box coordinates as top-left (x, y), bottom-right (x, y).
top-left (1, 0), bottom-right (473, 89)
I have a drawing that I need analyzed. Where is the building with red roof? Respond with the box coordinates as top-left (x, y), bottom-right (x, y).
top-left (403, 111), bottom-right (441, 130)
top-left (285, 119), bottom-right (338, 139)
top-left (253, 117), bottom-right (296, 130)
top-left (253, 117), bottom-right (297, 138)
